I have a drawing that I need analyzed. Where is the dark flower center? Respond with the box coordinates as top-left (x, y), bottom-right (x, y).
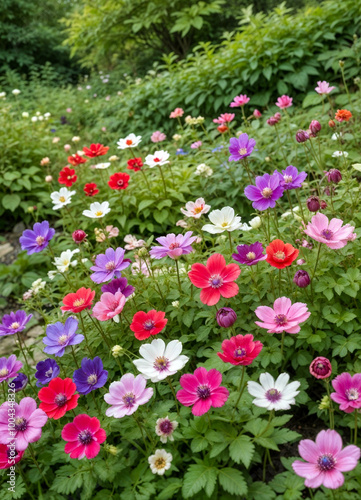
top-left (117, 180), bottom-right (124, 186)
top-left (274, 314), bottom-right (287, 325)
top-left (197, 385), bottom-right (211, 399)
top-left (317, 454), bottom-right (336, 471)
top-left (265, 388), bottom-right (281, 402)
top-left (234, 348), bottom-right (247, 358)
top-left (87, 374), bottom-right (98, 385)
top-left (321, 229), bottom-right (333, 240)
top-left (154, 356), bottom-right (169, 372)
top-left (14, 417), bottom-right (27, 432)
top-left (55, 393), bottom-right (68, 407)
top-left (159, 420), bottom-right (173, 434)
top-left (143, 320), bottom-right (155, 331)
top-left (209, 274), bottom-right (223, 289)
top-left (78, 430), bottom-right (93, 445)
top-left (123, 392), bottom-right (136, 407)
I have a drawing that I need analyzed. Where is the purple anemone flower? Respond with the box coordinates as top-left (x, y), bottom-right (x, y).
top-left (43, 317), bottom-right (84, 357)
top-left (9, 373), bottom-right (28, 393)
top-left (19, 221), bottom-right (55, 255)
top-left (149, 231), bottom-right (197, 259)
top-left (275, 166), bottom-right (307, 190)
top-left (90, 247), bottom-right (131, 284)
top-left (35, 359), bottom-right (60, 387)
top-left (73, 357), bottom-right (108, 395)
top-left (244, 172), bottom-right (284, 210)
top-left (232, 242), bottom-right (267, 266)
top-left (0, 310), bottom-right (32, 336)
top-left (228, 133), bottom-right (256, 162)
top-left (0, 355), bottom-right (23, 383)
top-left (101, 277), bottom-right (135, 297)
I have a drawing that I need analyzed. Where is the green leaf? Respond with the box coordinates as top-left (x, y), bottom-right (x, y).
top-left (158, 479), bottom-right (182, 500)
top-left (138, 199), bottom-right (154, 212)
top-left (2, 194), bottom-right (21, 211)
top-left (229, 435), bottom-right (255, 468)
top-left (182, 464), bottom-right (217, 498)
top-left (248, 481), bottom-right (276, 500)
top-left (218, 468), bottom-right (247, 496)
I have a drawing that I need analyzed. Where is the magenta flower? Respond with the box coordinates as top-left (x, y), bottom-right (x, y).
top-left (255, 297), bottom-right (310, 334)
top-left (230, 94), bottom-right (250, 107)
top-left (0, 397), bottom-right (48, 451)
top-left (0, 355), bottom-right (22, 383)
top-left (315, 81), bottom-right (335, 95)
top-left (92, 292), bottom-right (126, 322)
top-left (176, 367), bottom-right (229, 416)
top-left (90, 247), bottom-right (131, 284)
top-left (304, 213), bottom-right (356, 249)
top-left (275, 95), bottom-right (293, 109)
top-left (149, 231), bottom-right (197, 259)
top-left (213, 113), bottom-right (235, 124)
top-left (292, 430), bottom-right (360, 489)
top-left (229, 133), bottom-right (256, 162)
top-left (330, 373), bottom-right (361, 413)
top-left (275, 166), bottom-right (307, 190)
top-left (151, 131), bottom-right (167, 143)
top-left (232, 242), bottom-right (266, 266)
top-left (244, 172), bottom-right (284, 210)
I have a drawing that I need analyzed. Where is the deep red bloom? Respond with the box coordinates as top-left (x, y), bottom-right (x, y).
top-left (108, 172), bottom-right (130, 190)
top-left (188, 253), bottom-right (240, 306)
top-left (266, 240), bottom-right (299, 269)
top-left (68, 154), bottom-right (87, 166)
top-left (0, 444), bottom-right (24, 469)
top-left (61, 288), bottom-right (95, 313)
top-left (127, 158), bottom-right (143, 171)
top-left (217, 334), bottom-right (263, 366)
top-left (38, 378), bottom-right (79, 419)
top-left (62, 414), bottom-right (106, 459)
top-left (83, 143), bottom-right (109, 158)
top-left (130, 310), bottom-right (167, 340)
top-left (58, 166), bottom-right (77, 187)
top-left (84, 183), bottom-right (99, 196)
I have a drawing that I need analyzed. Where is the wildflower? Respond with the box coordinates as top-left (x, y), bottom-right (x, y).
top-left (177, 367), bottom-right (229, 416)
top-left (52, 248), bottom-right (79, 273)
top-left (335, 109), bottom-right (352, 122)
top-left (255, 296), bottom-right (310, 333)
top-left (330, 373), bottom-right (361, 413)
top-left (92, 292), bottom-right (126, 322)
top-left (292, 429), bottom-right (360, 489)
top-left (266, 239), bottom-right (299, 269)
top-left (325, 169), bottom-right (342, 183)
top-left (307, 196), bottom-right (321, 212)
top-left (172, 301), bottom-right (180, 308)
top-left (82, 201), bottom-right (111, 218)
top-left (83, 143), bottom-right (109, 157)
top-left (150, 231), bottom-right (196, 259)
top-left (117, 133), bottom-right (142, 149)
top-left (310, 357), bottom-right (332, 379)
top-left (0, 310), bottom-right (32, 336)
top-left (293, 270), bottom-right (310, 288)
top-left (109, 155), bottom-right (118, 161)
top-left (191, 141), bottom-right (202, 149)
top-left (111, 345), bottom-right (123, 358)
top-left (38, 377), bottom-right (79, 419)
top-left (19, 220), bottom-right (55, 254)
top-left (43, 317), bottom-right (84, 356)
top-left (64, 144), bottom-right (71, 151)
top-left (145, 150), bottom-right (170, 167)
top-left (217, 125), bottom-right (228, 133)
top-left (253, 109), bottom-right (262, 118)
top-left (275, 166), bottom-right (307, 190)
top-left (124, 234), bottom-right (145, 250)
top-left (130, 310), bottom-right (167, 340)
top-left (315, 81), bottom-right (335, 95)
top-left (133, 338), bottom-right (188, 382)
top-left (45, 175), bottom-right (53, 182)
top-left (169, 108), bottom-right (184, 118)
top-left (101, 277), bottom-right (134, 297)
top-left (0, 397), bottom-right (47, 451)
top-left (249, 216), bottom-right (261, 229)
top-left (12, 89), bottom-right (20, 96)
top-left (244, 173), bottom-right (284, 210)
top-left (216, 307), bottom-right (237, 328)
top-left (173, 134), bottom-right (182, 141)
top-left (276, 95), bottom-right (293, 109)
top-left (228, 133), bottom-right (256, 161)
top-left (202, 207), bottom-right (246, 234)
top-left (90, 247), bottom-right (131, 284)
top-left (155, 417), bottom-right (178, 443)
top-left (73, 357), bottom-right (108, 395)
top-left (30, 279), bottom-right (45, 295)
top-left (108, 172), bottom-right (130, 190)
top-left (295, 130), bottom-right (309, 143)
top-left (151, 131), bottom-right (167, 142)
top-left (309, 120), bottom-right (321, 136)
top-left (248, 373), bottom-right (300, 410)
top-left (230, 94), bottom-right (250, 107)
top-left (0, 355), bottom-right (23, 383)
top-left (35, 359), bottom-right (60, 387)
top-left (127, 158), bottom-right (143, 171)
top-left (95, 162), bottom-right (111, 169)
top-left (332, 151), bottom-right (348, 157)
top-left (181, 198), bottom-right (210, 219)
top-left (51, 187), bottom-right (76, 210)
top-left (195, 163), bottom-right (213, 177)
top-left (62, 414), bottom-right (106, 459)
top-left (149, 449), bottom-right (173, 475)
top-left (10, 373), bottom-right (28, 392)
top-left (304, 213), bottom-right (356, 249)
top-left (104, 373), bottom-right (153, 417)
top-left (213, 113), bottom-right (235, 124)
top-left (72, 230), bottom-right (87, 244)
top-left (40, 157), bottom-right (50, 166)
top-left (61, 288), bottom-right (95, 314)
top-left (218, 334), bottom-right (262, 365)
top-left (84, 182), bottom-right (99, 196)
top-left (232, 242), bottom-right (266, 266)
top-left (95, 225), bottom-right (119, 242)
top-left (68, 154), bottom-right (87, 166)
top-left (0, 444), bottom-right (24, 469)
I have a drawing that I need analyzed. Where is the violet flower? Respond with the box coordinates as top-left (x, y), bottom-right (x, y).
top-left (228, 133), bottom-right (256, 161)
top-left (275, 166), bottom-right (307, 190)
top-left (101, 277), bottom-right (135, 297)
top-left (9, 373), bottom-right (28, 393)
top-left (232, 242), bottom-right (267, 266)
top-left (43, 318), bottom-right (84, 357)
top-left (19, 221), bottom-right (55, 255)
top-left (150, 231), bottom-right (197, 259)
top-left (73, 357), bottom-right (108, 395)
top-left (244, 173), bottom-right (284, 210)
top-left (35, 359), bottom-right (60, 387)
top-left (0, 355), bottom-right (23, 383)
top-left (90, 247), bottom-right (131, 284)
top-left (0, 310), bottom-right (32, 336)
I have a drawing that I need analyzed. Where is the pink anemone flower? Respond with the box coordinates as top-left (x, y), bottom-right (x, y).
top-left (275, 95), bottom-right (293, 109)
top-left (255, 296), bottom-right (310, 334)
top-left (213, 113), bottom-right (235, 124)
top-left (92, 292), bottom-right (126, 322)
top-left (177, 367), bottom-right (229, 416)
top-left (62, 414), bottom-right (106, 459)
top-left (292, 429), bottom-right (360, 489)
top-left (304, 213), bottom-right (356, 249)
top-left (149, 231), bottom-right (197, 259)
top-left (330, 372), bottom-right (361, 413)
top-left (104, 373), bottom-right (153, 418)
top-left (230, 95), bottom-right (250, 107)
top-left (315, 81), bottom-right (335, 95)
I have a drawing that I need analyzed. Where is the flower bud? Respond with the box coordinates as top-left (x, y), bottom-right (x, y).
top-left (45, 175), bottom-right (53, 183)
top-left (320, 200), bottom-right (327, 209)
top-left (328, 120), bottom-right (336, 128)
top-left (274, 112), bottom-right (281, 121)
top-left (293, 270), bottom-right (310, 288)
top-left (296, 259), bottom-right (306, 265)
top-left (217, 125), bottom-right (228, 134)
top-left (253, 109), bottom-right (262, 118)
top-left (172, 301), bottom-right (180, 308)
top-left (325, 168), bottom-right (342, 183)
top-left (319, 395), bottom-right (330, 410)
top-left (309, 120), bottom-right (321, 136)
top-left (310, 357), bottom-right (332, 379)
top-left (339, 60), bottom-right (345, 68)
top-left (296, 130), bottom-right (309, 143)
top-left (267, 117), bottom-right (278, 126)
top-left (216, 307), bottom-right (237, 328)
top-left (307, 196), bottom-right (320, 212)
top-left (249, 216), bottom-right (261, 229)
top-left (72, 229), bottom-right (87, 244)
top-left (112, 345), bottom-right (123, 358)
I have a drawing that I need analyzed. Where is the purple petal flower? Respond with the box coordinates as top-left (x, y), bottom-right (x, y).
top-left (19, 221), bottom-right (55, 255)
top-left (228, 133), bottom-right (256, 162)
top-left (149, 231), bottom-right (197, 259)
top-left (35, 359), bottom-right (60, 387)
top-left (232, 242), bottom-right (267, 266)
top-left (90, 247), bottom-right (131, 284)
top-left (101, 277), bottom-right (135, 297)
top-left (73, 357), bottom-right (108, 395)
top-left (9, 373), bottom-right (28, 393)
top-left (0, 310), bottom-right (32, 336)
top-left (43, 317), bottom-right (84, 357)
top-left (0, 355), bottom-right (23, 383)
top-left (244, 173), bottom-right (284, 210)
top-left (275, 166), bottom-right (307, 190)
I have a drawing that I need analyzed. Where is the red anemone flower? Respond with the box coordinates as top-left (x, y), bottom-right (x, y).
top-left (127, 158), bottom-right (143, 171)
top-left (83, 143), bottom-right (109, 158)
top-left (266, 239), bottom-right (299, 269)
top-left (108, 172), bottom-right (130, 190)
top-left (58, 166), bottom-right (77, 187)
top-left (188, 253), bottom-right (240, 306)
top-left (68, 154), bottom-right (87, 166)
top-left (62, 414), bottom-right (106, 459)
top-left (38, 378), bottom-right (79, 419)
top-left (84, 183), bottom-right (99, 197)
top-left (130, 310), bottom-right (168, 340)
top-left (61, 288), bottom-right (95, 313)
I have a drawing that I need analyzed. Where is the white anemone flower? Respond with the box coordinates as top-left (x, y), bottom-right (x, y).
top-left (51, 187), bottom-right (76, 210)
top-left (12, 89), bottom-right (21, 96)
top-left (332, 151), bottom-right (348, 157)
top-left (95, 162), bottom-right (111, 169)
top-left (133, 338), bottom-right (189, 383)
top-left (249, 216), bottom-right (261, 229)
top-left (148, 449), bottom-right (172, 475)
top-left (145, 150), bottom-right (170, 168)
top-left (53, 249), bottom-right (80, 273)
top-left (82, 201), bottom-right (111, 219)
top-left (247, 372), bottom-right (300, 411)
top-left (117, 133), bottom-right (142, 149)
top-left (180, 198), bottom-right (211, 219)
top-left (202, 206), bottom-right (248, 234)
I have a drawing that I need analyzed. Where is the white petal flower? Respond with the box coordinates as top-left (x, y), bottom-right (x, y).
top-left (133, 338), bottom-right (189, 383)
top-left (332, 150), bottom-right (348, 157)
top-left (95, 162), bottom-right (111, 169)
top-left (202, 206), bottom-right (247, 234)
top-left (249, 216), bottom-right (261, 229)
top-left (53, 249), bottom-right (80, 273)
top-left (145, 150), bottom-right (170, 167)
top-left (31, 279), bottom-right (46, 294)
top-left (12, 89), bottom-right (21, 96)
top-left (195, 163), bottom-right (213, 177)
top-left (82, 201), bottom-right (111, 219)
top-left (180, 198), bottom-right (211, 219)
top-left (148, 449), bottom-right (172, 475)
top-left (50, 187), bottom-right (76, 210)
top-left (247, 372), bottom-right (300, 411)
top-left (117, 133), bottom-right (142, 149)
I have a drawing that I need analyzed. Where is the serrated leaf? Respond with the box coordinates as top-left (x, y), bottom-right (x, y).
top-left (229, 435), bottom-right (255, 468)
top-left (218, 468), bottom-right (247, 496)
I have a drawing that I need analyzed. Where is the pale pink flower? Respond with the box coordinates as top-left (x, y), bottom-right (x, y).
top-left (95, 226), bottom-right (119, 242)
top-left (176, 220), bottom-right (188, 228)
top-left (169, 108), bottom-right (184, 119)
top-left (190, 141), bottom-right (202, 149)
top-left (52, 137), bottom-right (60, 144)
top-left (92, 292), bottom-right (126, 322)
top-left (64, 144), bottom-right (71, 152)
top-left (315, 81), bottom-right (335, 95)
top-left (40, 157), bottom-right (50, 166)
top-left (304, 213), bottom-right (356, 249)
top-left (255, 296), bottom-right (310, 334)
top-left (104, 373), bottom-right (153, 418)
top-left (180, 198), bottom-right (211, 219)
top-left (230, 95), bottom-right (250, 107)
top-left (253, 109), bottom-right (262, 118)
top-left (124, 234), bottom-right (146, 250)
top-left (151, 131), bottom-right (167, 143)
top-left (213, 113), bottom-right (235, 124)
top-left (275, 95), bottom-right (293, 109)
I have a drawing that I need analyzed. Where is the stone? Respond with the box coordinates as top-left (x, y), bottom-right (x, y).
top-left (0, 243), bottom-right (13, 259)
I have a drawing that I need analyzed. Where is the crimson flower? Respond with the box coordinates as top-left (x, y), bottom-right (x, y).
top-left (61, 288), bottom-right (95, 313)
top-left (58, 166), bottom-right (77, 187)
top-left (84, 183), bottom-right (99, 197)
top-left (217, 334), bottom-right (263, 366)
top-left (108, 172), bottom-right (130, 190)
top-left (62, 414), bottom-right (106, 459)
top-left (130, 310), bottom-right (167, 340)
top-left (38, 377), bottom-right (79, 419)
top-left (127, 158), bottom-right (143, 171)
top-left (68, 154), bottom-right (87, 166)
top-left (83, 143), bottom-right (109, 158)
top-left (188, 253), bottom-right (240, 306)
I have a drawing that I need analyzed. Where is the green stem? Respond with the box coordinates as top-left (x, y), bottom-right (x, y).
top-left (158, 165), bottom-right (168, 196)
top-left (175, 259), bottom-right (182, 294)
top-left (232, 366), bottom-right (246, 419)
top-left (167, 377), bottom-right (180, 414)
top-left (28, 444), bottom-right (50, 488)
top-left (227, 231), bottom-right (233, 254)
top-left (354, 410), bottom-right (358, 445)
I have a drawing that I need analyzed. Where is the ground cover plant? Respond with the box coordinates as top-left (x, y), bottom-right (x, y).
top-left (1, 49), bottom-right (361, 500)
